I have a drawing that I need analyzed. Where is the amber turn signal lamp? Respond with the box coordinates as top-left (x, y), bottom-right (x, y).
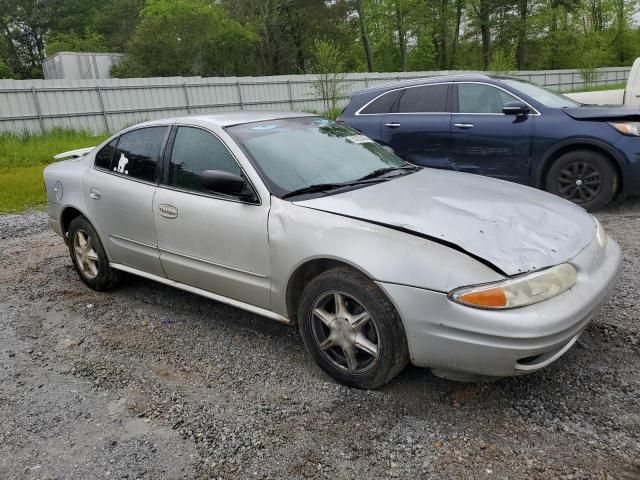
top-left (458, 287), bottom-right (507, 308)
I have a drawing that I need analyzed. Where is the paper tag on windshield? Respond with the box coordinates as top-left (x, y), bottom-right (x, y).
top-left (345, 135), bottom-right (374, 144)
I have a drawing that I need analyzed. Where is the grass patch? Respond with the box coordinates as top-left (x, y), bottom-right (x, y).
top-left (0, 129), bottom-right (109, 213)
top-left (568, 82), bottom-right (626, 93)
top-left (0, 129), bottom-right (108, 169)
top-left (0, 165), bottom-right (48, 213)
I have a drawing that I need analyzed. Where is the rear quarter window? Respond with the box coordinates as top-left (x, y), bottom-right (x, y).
top-left (95, 139), bottom-right (117, 170)
top-left (359, 90), bottom-right (402, 114)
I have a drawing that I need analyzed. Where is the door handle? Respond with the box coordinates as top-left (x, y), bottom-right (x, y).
top-left (158, 204), bottom-right (178, 219)
top-left (454, 123), bottom-right (475, 129)
top-left (89, 187), bottom-right (101, 200)
top-left (384, 122), bottom-right (401, 129)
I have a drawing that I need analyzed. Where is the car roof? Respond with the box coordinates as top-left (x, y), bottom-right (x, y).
top-left (349, 74), bottom-right (512, 96)
top-left (135, 111), bottom-right (318, 129)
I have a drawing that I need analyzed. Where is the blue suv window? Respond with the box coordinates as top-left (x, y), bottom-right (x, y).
top-left (398, 84), bottom-right (448, 113)
top-left (458, 83), bottom-right (517, 114)
top-left (360, 90), bottom-right (402, 114)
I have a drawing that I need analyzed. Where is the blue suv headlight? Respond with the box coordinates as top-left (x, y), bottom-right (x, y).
top-left (609, 122), bottom-right (640, 136)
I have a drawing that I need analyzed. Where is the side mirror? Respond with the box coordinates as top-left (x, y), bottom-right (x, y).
top-left (502, 101), bottom-right (531, 116)
top-left (201, 170), bottom-right (255, 201)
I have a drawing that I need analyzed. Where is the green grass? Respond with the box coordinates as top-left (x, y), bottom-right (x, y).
top-left (0, 129), bottom-right (109, 213)
top-left (568, 82), bottom-right (626, 93)
top-left (0, 165), bottom-right (49, 213)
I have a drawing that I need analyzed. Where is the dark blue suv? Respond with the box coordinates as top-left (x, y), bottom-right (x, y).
top-left (338, 75), bottom-right (640, 210)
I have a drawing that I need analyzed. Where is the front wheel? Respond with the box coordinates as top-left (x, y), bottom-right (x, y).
top-left (545, 150), bottom-right (618, 211)
top-left (298, 267), bottom-right (409, 389)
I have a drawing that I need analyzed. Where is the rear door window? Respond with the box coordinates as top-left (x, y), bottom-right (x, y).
top-left (112, 127), bottom-right (167, 182)
top-left (397, 84), bottom-right (449, 113)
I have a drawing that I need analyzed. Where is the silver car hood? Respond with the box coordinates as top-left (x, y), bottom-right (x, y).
top-left (296, 169), bottom-right (596, 276)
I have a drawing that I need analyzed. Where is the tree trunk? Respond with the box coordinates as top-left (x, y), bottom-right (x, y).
top-left (439, 0), bottom-right (449, 69)
top-left (516, 0), bottom-right (528, 69)
top-left (355, 0), bottom-right (374, 72)
top-left (396, 4), bottom-right (407, 71)
top-left (474, 0), bottom-right (492, 70)
top-left (451, 0), bottom-right (463, 69)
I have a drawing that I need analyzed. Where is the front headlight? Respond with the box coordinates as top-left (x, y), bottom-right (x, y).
top-left (449, 264), bottom-right (577, 310)
top-left (609, 122), bottom-right (640, 136)
top-left (593, 216), bottom-right (608, 248)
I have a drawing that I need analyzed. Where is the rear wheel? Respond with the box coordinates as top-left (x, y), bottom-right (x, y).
top-left (298, 267), bottom-right (409, 389)
top-left (545, 150), bottom-right (618, 211)
top-left (67, 216), bottom-right (121, 291)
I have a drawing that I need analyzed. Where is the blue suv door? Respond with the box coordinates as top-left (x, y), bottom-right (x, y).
top-left (379, 83), bottom-right (453, 169)
top-left (450, 82), bottom-right (534, 183)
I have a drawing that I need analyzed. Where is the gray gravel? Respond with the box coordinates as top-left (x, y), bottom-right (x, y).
top-left (1, 199), bottom-right (639, 480)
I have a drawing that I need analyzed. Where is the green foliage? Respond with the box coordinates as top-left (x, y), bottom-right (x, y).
top-left (311, 40), bottom-right (348, 114)
top-left (489, 47), bottom-right (517, 74)
top-left (93, 0), bottom-right (145, 52)
top-left (0, 0), bottom-right (639, 79)
top-left (46, 31), bottom-right (109, 56)
top-left (112, 0), bottom-right (257, 77)
top-left (0, 59), bottom-right (13, 79)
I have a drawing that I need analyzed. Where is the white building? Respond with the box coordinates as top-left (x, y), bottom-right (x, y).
top-left (42, 52), bottom-right (125, 80)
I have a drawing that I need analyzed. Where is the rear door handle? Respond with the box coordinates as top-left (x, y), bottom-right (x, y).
top-left (89, 187), bottom-right (101, 200)
top-left (384, 122), bottom-right (401, 129)
top-left (454, 123), bottom-right (475, 129)
top-left (158, 204), bottom-right (178, 219)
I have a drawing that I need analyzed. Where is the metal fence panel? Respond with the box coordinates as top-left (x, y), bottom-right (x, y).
top-left (0, 67), bottom-right (631, 135)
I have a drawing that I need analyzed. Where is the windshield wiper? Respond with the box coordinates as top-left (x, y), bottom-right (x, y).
top-left (281, 179), bottom-right (385, 199)
top-left (281, 166), bottom-right (422, 200)
top-left (356, 165), bottom-right (420, 181)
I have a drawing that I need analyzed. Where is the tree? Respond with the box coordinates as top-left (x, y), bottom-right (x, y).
top-left (46, 31), bottom-right (108, 56)
top-left (94, 0), bottom-right (146, 52)
top-left (113, 0), bottom-right (257, 77)
top-left (311, 39), bottom-right (348, 116)
top-left (354, 0), bottom-right (375, 71)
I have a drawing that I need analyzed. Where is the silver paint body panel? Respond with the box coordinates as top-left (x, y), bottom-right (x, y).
top-left (44, 112), bottom-right (622, 378)
top-left (297, 168), bottom-right (596, 276)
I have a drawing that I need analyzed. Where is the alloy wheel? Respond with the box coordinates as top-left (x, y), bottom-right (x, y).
top-left (556, 161), bottom-right (602, 204)
top-left (73, 229), bottom-right (99, 279)
top-left (310, 291), bottom-right (380, 374)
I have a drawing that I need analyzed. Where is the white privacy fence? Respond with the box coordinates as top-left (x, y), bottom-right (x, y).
top-left (0, 67), bottom-right (631, 134)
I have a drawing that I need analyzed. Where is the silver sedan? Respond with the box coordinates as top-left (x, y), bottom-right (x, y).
top-left (43, 112), bottom-right (622, 388)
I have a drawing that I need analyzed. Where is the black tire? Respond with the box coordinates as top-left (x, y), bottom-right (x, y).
top-left (545, 150), bottom-right (618, 211)
top-left (67, 216), bottom-right (122, 291)
top-left (298, 267), bottom-right (409, 389)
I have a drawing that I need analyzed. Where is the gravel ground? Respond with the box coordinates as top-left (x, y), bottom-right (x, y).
top-left (1, 200), bottom-right (639, 480)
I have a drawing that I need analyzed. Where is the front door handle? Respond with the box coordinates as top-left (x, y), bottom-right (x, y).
top-left (454, 123), bottom-right (475, 129)
top-left (384, 122), bottom-right (401, 129)
top-left (89, 187), bottom-right (101, 200)
top-left (158, 204), bottom-right (178, 219)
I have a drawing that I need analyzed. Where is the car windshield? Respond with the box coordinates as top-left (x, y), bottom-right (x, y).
top-left (227, 117), bottom-right (411, 197)
top-left (502, 79), bottom-right (580, 108)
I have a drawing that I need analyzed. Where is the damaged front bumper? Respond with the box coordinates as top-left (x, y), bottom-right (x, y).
top-left (377, 235), bottom-right (622, 379)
